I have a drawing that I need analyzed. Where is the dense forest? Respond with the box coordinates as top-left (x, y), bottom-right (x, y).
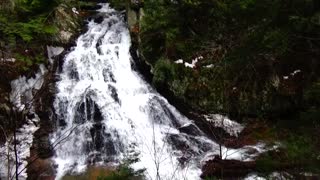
top-left (130, 0), bottom-right (320, 178)
top-left (139, 0), bottom-right (320, 118)
top-left (0, 0), bottom-right (319, 179)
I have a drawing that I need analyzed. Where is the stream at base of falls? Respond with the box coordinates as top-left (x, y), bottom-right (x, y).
top-left (51, 3), bottom-right (220, 180)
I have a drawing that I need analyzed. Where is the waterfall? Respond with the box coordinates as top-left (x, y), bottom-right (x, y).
top-left (51, 4), bottom-right (218, 179)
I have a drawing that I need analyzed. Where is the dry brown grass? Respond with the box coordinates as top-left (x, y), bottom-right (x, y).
top-left (62, 166), bottom-right (116, 180)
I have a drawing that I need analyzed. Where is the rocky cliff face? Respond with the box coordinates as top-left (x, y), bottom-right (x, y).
top-left (0, 0), bottom-right (82, 140)
top-left (0, 1), bottom-right (102, 179)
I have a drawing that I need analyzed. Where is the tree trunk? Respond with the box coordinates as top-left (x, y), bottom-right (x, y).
top-left (14, 126), bottom-right (18, 180)
top-left (13, 110), bottom-right (19, 180)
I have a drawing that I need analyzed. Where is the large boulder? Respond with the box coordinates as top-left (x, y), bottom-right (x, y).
top-left (54, 4), bottom-right (81, 44)
top-left (201, 156), bottom-right (256, 179)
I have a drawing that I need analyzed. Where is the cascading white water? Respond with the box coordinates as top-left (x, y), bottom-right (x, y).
top-left (51, 4), bottom-right (219, 179)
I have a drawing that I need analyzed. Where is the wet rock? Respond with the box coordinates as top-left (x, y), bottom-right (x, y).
top-left (199, 123), bottom-right (231, 143)
top-left (26, 156), bottom-right (55, 180)
top-left (94, 16), bottom-right (104, 23)
top-left (147, 96), bottom-right (180, 127)
top-left (54, 4), bottom-right (81, 44)
top-left (80, 4), bottom-right (102, 11)
top-left (188, 136), bottom-right (213, 152)
top-left (103, 68), bottom-right (116, 83)
top-left (178, 123), bottom-right (202, 136)
top-left (27, 113), bottom-right (36, 120)
top-left (129, 41), bottom-right (153, 84)
top-left (68, 62), bottom-right (79, 80)
top-left (90, 123), bottom-right (104, 150)
top-left (93, 103), bottom-right (103, 122)
top-left (167, 134), bottom-right (190, 151)
top-left (0, 103), bottom-right (10, 114)
top-left (75, 95), bottom-right (103, 123)
top-left (88, 152), bottom-right (104, 164)
top-left (108, 85), bottom-right (120, 103)
top-left (75, 102), bottom-right (86, 124)
top-left (32, 124), bottom-right (54, 158)
top-left (201, 156), bottom-right (256, 179)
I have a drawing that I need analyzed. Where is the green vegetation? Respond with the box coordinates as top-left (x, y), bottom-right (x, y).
top-left (256, 133), bottom-right (320, 174)
top-left (139, 0), bottom-right (320, 119)
top-left (97, 153), bottom-right (145, 180)
top-left (62, 165), bottom-right (142, 180)
top-left (0, 0), bottom-right (94, 70)
top-left (97, 165), bottom-right (139, 180)
top-left (152, 59), bottom-right (176, 89)
top-left (0, 0), bottom-right (318, 177)
top-left (108, 0), bottom-right (127, 10)
top-left (301, 79), bottom-right (320, 125)
top-left (138, 0), bottom-right (320, 175)
top-left (0, 0), bottom-right (59, 68)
